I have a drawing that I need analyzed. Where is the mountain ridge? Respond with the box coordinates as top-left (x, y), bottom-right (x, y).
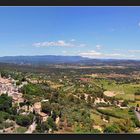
top-left (0, 55), bottom-right (139, 66)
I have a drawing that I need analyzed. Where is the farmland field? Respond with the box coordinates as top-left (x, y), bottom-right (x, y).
top-left (93, 79), bottom-right (140, 101)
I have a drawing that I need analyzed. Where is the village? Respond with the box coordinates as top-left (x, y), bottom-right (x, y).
top-left (0, 74), bottom-right (60, 133)
top-left (0, 73), bottom-right (25, 105)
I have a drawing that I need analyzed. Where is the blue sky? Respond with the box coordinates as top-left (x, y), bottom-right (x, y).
top-left (0, 6), bottom-right (140, 59)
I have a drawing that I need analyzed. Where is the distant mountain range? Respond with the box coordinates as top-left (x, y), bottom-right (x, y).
top-left (0, 55), bottom-right (88, 65)
top-left (0, 55), bottom-right (139, 66)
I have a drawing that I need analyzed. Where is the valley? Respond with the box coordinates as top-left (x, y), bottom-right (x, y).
top-left (0, 59), bottom-right (140, 134)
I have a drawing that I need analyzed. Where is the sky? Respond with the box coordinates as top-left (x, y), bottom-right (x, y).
top-left (0, 6), bottom-right (140, 59)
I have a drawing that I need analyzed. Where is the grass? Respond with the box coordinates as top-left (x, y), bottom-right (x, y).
top-left (135, 95), bottom-right (140, 101)
top-left (90, 109), bottom-right (121, 127)
top-left (94, 79), bottom-right (140, 101)
top-left (96, 107), bottom-right (130, 119)
top-left (15, 126), bottom-right (27, 133)
top-left (128, 101), bottom-right (140, 107)
top-left (91, 112), bottom-right (105, 126)
top-left (50, 84), bottom-right (63, 89)
top-left (116, 93), bottom-right (134, 101)
top-left (109, 116), bottom-right (123, 124)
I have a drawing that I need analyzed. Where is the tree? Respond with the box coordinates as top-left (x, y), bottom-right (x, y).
top-left (0, 94), bottom-right (12, 112)
top-left (68, 94), bottom-right (74, 102)
top-left (36, 124), bottom-right (43, 133)
top-left (105, 115), bottom-right (110, 122)
top-left (50, 92), bottom-right (59, 103)
top-left (0, 111), bottom-right (10, 121)
top-left (35, 114), bottom-right (41, 124)
top-left (21, 83), bottom-right (47, 97)
top-left (8, 106), bottom-right (17, 115)
top-left (87, 95), bottom-right (91, 102)
top-left (19, 102), bottom-right (26, 107)
top-left (51, 103), bottom-right (60, 116)
top-left (92, 97), bottom-right (95, 103)
top-left (104, 98), bottom-right (108, 103)
top-left (47, 117), bottom-right (56, 130)
top-left (36, 122), bottom-right (49, 133)
top-left (101, 114), bottom-right (104, 120)
top-left (91, 128), bottom-right (101, 134)
top-left (28, 113), bottom-right (34, 122)
top-left (42, 102), bottom-right (52, 115)
top-left (121, 100), bottom-right (128, 107)
top-left (0, 116), bottom-right (3, 123)
top-left (59, 111), bottom-right (62, 118)
top-left (104, 124), bottom-right (121, 133)
top-left (116, 119), bottom-right (134, 133)
top-left (80, 94), bottom-right (85, 100)
top-left (52, 111), bottom-right (57, 121)
top-left (16, 114), bottom-right (33, 127)
top-left (111, 97), bottom-right (115, 105)
top-left (47, 117), bottom-right (57, 131)
top-left (21, 77), bottom-right (26, 82)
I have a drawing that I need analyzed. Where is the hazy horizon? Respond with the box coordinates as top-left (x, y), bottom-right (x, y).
top-left (0, 54), bottom-right (139, 61)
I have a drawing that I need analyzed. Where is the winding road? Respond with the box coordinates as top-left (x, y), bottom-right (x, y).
top-left (134, 110), bottom-right (140, 122)
top-left (25, 121), bottom-right (36, 134)
top-left (134, 111), bottom-right (140, 133)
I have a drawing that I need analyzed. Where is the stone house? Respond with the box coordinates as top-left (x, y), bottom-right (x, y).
top-left (135, 106), bottom-right (140, 112)
top-left (38, 112), bottom-right (48, 122)
top-left (33, 102), bottom-right (41, 114)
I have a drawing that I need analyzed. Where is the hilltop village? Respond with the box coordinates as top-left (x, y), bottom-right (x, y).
top-left (0, 74), bottom-right (24, 105)
top-left (0, 74), bottom-right (60, 133)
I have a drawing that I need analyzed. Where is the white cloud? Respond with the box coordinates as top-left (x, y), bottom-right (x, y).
top-left (79, 50), bottom-right (136, 59)
top-left (33, 40), bottom-right (86, 48)
top-left (105, 53), bottom-right (122, 57)
top-left (33, 40), bottom-right (75, 48)
top-left (138, 22), bottom-right (140, 27)
top-left (79, 50), bottom-right (102, 58)
top-left (128, 50), bottom-right (140, 53)
top-left (95, 44), bottom-right (102, 50)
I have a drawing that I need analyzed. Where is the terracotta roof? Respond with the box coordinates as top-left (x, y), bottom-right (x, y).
top-left (79, 78), bottom-right (91, 82)
top-left (39, 112), bottom-right (48, 117)
top-left (34, 102), bottom-right (41, 109)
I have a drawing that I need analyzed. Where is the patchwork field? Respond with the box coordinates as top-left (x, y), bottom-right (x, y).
top-left (135, 95), bottom-right (140, 101)
top-left (96, 107), bottom-right (130, 119)
top-left (93, 79), bottom-right (140, 101)
top-left (91, 108), bottom-right (125, 128)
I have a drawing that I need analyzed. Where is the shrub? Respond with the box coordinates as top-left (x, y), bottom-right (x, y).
top-left (97, 108), bottom-right (126, 119)
top-left (104, 124), bottom-right (121, 133)
top-left (16, 114), bottom-right (33, 127)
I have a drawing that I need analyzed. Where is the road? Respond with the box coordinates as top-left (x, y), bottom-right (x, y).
top-left (25, 121), bottom-right (37, 134)
top-left (134, 110), bottom-right (140, 122)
